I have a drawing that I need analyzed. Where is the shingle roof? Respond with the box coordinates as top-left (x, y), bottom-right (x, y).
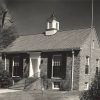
top-left (3, 28), bottom-right (92, 53)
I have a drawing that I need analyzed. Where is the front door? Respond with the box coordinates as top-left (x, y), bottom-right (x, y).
top-left (52, 55), bottom-right (62, 78)
top-left (12, 56), bottom-right (22, 77)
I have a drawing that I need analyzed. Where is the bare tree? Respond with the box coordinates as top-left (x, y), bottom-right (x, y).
top-left (0, 3), bottom-right (18, 50)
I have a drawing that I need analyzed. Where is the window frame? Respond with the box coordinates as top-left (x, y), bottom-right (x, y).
top-left (85, 65), bottom-right (89, 74)
top-left (52, 54), bottom-right (62, 78)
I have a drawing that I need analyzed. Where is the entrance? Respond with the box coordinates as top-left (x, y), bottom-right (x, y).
top-left (12, 56), bottom-right (20, 77)
top-left (31, 59), bottom-right (39, 77)
top-left (52, 55), bottom-right (62, 78)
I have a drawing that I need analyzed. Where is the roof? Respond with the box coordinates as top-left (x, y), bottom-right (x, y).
top-left (3, 28), bottom-right (92, 53)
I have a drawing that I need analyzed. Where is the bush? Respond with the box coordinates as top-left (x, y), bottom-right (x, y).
top-left (0, 70), bottom-right (13, 88)
top-left (80, 75), bottom-right (100, 100)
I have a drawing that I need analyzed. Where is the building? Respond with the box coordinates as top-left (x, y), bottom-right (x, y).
top-left (1, 14), bottom-right (100, 91)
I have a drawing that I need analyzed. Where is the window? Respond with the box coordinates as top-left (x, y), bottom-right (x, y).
top-left (96, 59), bottom-right (99, 74)
top-left (96, 67), bottom-right (99, 75)
top-left (52, 82), bottom-right (60, 89)
top-left (93, 40), bottom-right (94, 49)
top-left (52, 55), bottom-right (62, 77)
top-left (84, 82), bottom-right (89, 90)
top-left (49, 22), bottom-right (52, 29)
top-left (14, 56), bottom-right (19, 66)
top-left (85, 65), bottom-right (89, 74)
top-left (96, 59), bottom-right (99, 67)
top-left (86, 56), bottom-right (89, 66)
top-left (85, 56), bottom-right (89, 74)
top-left (96, 59), bottom-right (99, 75)
top-left (53, 55), bottom-right (62, 67)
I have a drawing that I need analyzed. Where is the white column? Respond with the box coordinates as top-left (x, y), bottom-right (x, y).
top-left (12, 58), bottom-right (14, 77)
top-left (71, 50), bottom-right (75, 91)
top-left (29, 57), bottom-right (34, 77)
top-left (37, 56), bottom-right (41, 77)
top-left (51, 58), bottom-right (54, 78)
top-left (4, 55), bottom-right (7, 70)
top-left (47, 22), bottom-right (49, 29)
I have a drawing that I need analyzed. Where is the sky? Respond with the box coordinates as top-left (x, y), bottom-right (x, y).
top-left (4, 0), bottom-right (100, 39)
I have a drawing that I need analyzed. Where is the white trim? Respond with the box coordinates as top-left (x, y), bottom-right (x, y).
top-left (4, 55), bottom-right (7, 70)
top-left (12, 58), bottom-right (20, 77)
top-left (52, 82), bottom-right (60, 90)
top-left (37, 56), bottom-right (41, 77)
top-left (29, 52), bottom-right (41, 77)
top-left (52, 54), bottom-right (62, 78)
top-left (29, 57), bottom-right (34, 77)
top-left (71, 50), bottom-right (74, 91)
top-left (84, 82), bottom-right (89, 90)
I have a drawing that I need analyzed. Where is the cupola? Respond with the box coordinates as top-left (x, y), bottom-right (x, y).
top-left (45, 13), bottom-right (59, 35)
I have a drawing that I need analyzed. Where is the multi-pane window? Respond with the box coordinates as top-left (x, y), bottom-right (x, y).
top-left (96, 59), bottom-right (99, 67)
top-left (86, 56), bottom-right (89, 66)
top-left (85, 56), bottom-right (89, 74)
top-left (14, 56), bottom-right (19, 66)
top-left (85, 65), bottom-right (89, 74)
top-left (96, 59), bottom-right (99, 75)
top-left (52, 55), bottom-right (62, 77)
top-left (49, 22), bottom-right (52, 29)
top-left (96, 67), bottom-right (99, 75)
top-left (53, 82), bottom-right (60, 89)
top-left (53, 55), bottom-right (62, 67)
top-left (84, 82), bottom-right (89, 90)
top-left (92, 40), bottom-right (94, 49)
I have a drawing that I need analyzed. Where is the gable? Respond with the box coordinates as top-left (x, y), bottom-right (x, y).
top-left (81, 28), bottom-right (100, 50)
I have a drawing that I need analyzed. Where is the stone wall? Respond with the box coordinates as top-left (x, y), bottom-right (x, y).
top-left (65, 51), bottom-right (80, 91)
top-left (79, 29), bottom-right (100, 91)
top-left (40, 51), bottom-right (80, 91)
top-left (73, 51), bottom-right (80, 90)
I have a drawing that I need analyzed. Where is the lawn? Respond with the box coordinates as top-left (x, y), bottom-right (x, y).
top-left (0, 89), bottom-right (80, 100)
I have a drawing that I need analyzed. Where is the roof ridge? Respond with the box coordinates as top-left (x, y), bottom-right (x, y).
top-left (19, 27), bottom-right (92, 37)
top-left (58, 27), bottom-right (91, 33)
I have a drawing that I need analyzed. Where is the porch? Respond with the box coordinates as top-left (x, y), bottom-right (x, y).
top-left (2, 50), bottom-right (80, 91)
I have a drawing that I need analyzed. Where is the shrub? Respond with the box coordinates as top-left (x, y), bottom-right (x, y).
top-left (80, 75), bottom-right (100, 100)
top-left (0, 70), bottom-right (13, 88)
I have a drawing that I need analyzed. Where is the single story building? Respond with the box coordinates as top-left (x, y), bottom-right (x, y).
top-left (1, 14), bottom-right (100, 91)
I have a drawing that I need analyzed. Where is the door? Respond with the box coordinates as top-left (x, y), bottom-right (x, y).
top-left (52, 55), bottom-right (62, 78)
top-left (13, 56), bottom-right (20, 76)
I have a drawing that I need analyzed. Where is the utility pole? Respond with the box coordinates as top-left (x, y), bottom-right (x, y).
top-left (89, 0), bottom-right (94, 88)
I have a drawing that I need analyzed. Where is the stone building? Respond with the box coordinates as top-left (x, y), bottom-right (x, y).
top-left (1, 14), bottom-right (100, 91)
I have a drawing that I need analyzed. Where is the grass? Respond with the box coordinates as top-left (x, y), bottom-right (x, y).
top-left (0, 90), bottom-right (80, 100)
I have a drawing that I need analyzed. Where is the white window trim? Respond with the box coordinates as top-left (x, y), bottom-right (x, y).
top-left (86, 56), bottom-right (90, 66)
top-left (12, 58), bottom-right (20, 77)
top-left (52, 54), bottom-right (62, 78)
top-left (52, 82), bottom-right (60, 90)
top-left (84, 82), bottom-right (89, 90)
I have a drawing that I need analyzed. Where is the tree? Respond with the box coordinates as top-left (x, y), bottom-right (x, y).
top-left (0, 25), bottom-right (18, 49)
top-left (0, 3), bottom-right (18, 50)
top-left (80, 74), bottom-right (100, 100)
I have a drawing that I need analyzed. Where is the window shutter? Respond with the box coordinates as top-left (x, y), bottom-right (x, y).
top-left (47, 55), bottom-right (52, 78)
top-left (61, 53), bottom-right (66, 79)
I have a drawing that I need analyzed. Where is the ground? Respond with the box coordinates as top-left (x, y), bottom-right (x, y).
top-left (0, 89), bottom-right (80, 100)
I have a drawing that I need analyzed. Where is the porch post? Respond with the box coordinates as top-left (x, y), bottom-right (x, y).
top-left (71, 50), bottom-right (75, 91)
top-left (29, 57), bottom-right (34, 77)
top-left (4, 54), bottom-right (7, 70)
top-left (12, 58), bottom-right (14, 77)
top-left (37, 56), bottom-right (41, 77)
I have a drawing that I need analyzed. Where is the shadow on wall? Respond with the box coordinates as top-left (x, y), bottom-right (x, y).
top-left (80, 72), bottom-right (100, 100)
